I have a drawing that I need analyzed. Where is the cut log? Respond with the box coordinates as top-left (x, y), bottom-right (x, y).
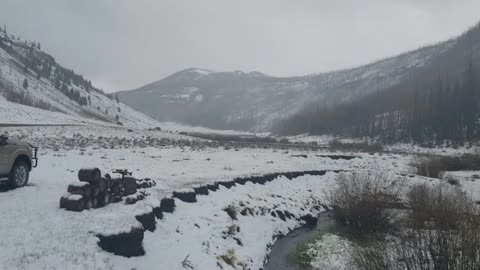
top-left (98, 178), bottom-right (108, 193)
top-left (105, 177), bottom-right (112, 190)
top-left (108, 193), bottom-right (115, 204)
top-left (113, 195), bottom-right (123, 203)
top-left (91, 184), bottom-right (100, 197)
top-left (92, 197), bottom-right (99, 209)
top-left (111, 179), bottom-right (125, 197)
top-left (59, 193), bottom-right (85, 212)
top-left (98, 192), bottom-right (110, 207)
top-left (59, 192), bottom-right (70, 209)
top-left (124, 177), bottom-right (137, 196)
top-left (78, 168), bottom-right (102, 183)
top-left (85, 198), bottom-right (93, 210)
top-left (67, 182), bottom-right (92, 197)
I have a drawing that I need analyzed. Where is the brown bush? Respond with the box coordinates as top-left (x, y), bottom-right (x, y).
top-left (328, 172), bottom-right (405, 238)
top-left (350, 242), bottom-right (392, 270)
top-left (414, 154), bottom-right (480, 178)
top-left (407, 184), bottom-right (475, 230)
top-left (351, 183), bottom-right (480, 270)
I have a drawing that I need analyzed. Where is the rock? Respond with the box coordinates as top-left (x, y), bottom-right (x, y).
top-left (125, 195), bottom-right (138, 205)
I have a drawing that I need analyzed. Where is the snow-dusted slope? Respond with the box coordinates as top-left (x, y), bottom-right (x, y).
top-left (0, 32), bottom-right (160, 128)
top-left (118, 37), bottom-right (456, 131)
top-left (0, 95), bottom-right (102, 125)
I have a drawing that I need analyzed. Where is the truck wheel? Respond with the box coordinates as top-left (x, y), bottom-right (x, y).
top-left (9, 161), bottom-right (29, 188)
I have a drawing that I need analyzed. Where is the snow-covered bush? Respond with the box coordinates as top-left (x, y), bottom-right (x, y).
top-left (296, 234), bottom-right (352, 270)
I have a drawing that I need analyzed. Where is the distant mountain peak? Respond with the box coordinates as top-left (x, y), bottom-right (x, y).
top-left (175, 68), bottom-right (269, 78)
top-left (182, 68), bottom-right (215, 75)
top-left (119, 21), bottom-right (480, 132)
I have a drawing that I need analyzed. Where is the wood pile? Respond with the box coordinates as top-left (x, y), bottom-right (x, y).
top-left (60, 168), bottom-right (154, 212)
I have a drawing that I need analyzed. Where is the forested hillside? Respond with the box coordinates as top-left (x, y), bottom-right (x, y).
top-left (118, 33), bottom-right (452, 131)
top-left (0, 25), bottom-right (159, 127)
top-left (277, 23), bottom-right (480, 146)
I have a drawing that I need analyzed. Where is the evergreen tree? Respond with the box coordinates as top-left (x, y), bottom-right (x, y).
top-left (22, 78), bottom-right (28, 89)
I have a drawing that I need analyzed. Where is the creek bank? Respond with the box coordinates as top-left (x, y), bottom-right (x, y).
top-left (96, 170), bottom-right (342, 257)
top-left (264, 211), bottom-right (337, 270)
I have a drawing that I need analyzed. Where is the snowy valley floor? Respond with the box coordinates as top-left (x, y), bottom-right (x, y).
top-left (0, 125), bottom-right (462, 270)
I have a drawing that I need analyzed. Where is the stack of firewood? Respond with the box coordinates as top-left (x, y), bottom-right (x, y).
top-left (60, 168), bottom-right (138, 212)
top-left (136, 178), bottom-right (156, 189)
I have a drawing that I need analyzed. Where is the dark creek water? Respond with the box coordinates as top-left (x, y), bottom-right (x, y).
top-left (264, 212), bottom-right (337, 270)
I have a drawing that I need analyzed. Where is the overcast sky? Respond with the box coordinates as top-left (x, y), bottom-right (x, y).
top-left (1, 0), bottom-right (479, 92)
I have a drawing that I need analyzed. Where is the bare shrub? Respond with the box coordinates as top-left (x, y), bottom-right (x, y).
top-left (407, 184), bottom-right (475, 230)
top-left (414, 155), bottom-right (480, 178)
top-left (351, 183), bottom-right (480, 270)
top-left (350, 242), bottom-right (392, 270)
top-left (328, 172), bottom-right (406, 237)
top-left (413, 156), bottom-right (445, 178)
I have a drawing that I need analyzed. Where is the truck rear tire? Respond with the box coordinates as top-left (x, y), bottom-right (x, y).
top-left (9, 161), bottom-right (29, 188)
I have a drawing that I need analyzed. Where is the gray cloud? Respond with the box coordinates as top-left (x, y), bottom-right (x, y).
top-left (1, 0), bottom-right (479, 92)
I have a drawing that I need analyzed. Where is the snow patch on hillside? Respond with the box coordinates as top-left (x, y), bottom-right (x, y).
top-left (0, 46), bottom-right (160, 128)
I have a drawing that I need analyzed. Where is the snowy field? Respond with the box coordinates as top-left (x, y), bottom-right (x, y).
top-left (1, 124), bottom-right (472, 270)
top-left (289, 133), bottom-right (480, 156)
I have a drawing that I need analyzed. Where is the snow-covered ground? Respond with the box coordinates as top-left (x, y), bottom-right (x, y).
top-left (113, 173), bottom-right (339, 270)
top-left (0, 96), bottom-right (108, 126)
top-left (0, 124), bottom-right (475, 270)
top-left (0, 43), bottom-right (161, 129)
top-left (159, 121), bottom-right (270, 136)
top-left (289, 134), bottom-right (480, 156)
top-left (386, 143), bottom-right (479, 156)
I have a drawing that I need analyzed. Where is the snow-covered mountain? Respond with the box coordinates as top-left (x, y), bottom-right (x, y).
top-left (118, 23), bottom-right (480, 132)
top-left (0, 30), bottom-right (160, 128)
